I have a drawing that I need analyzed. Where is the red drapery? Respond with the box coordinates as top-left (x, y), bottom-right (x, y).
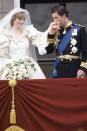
top-left (0, 78), bottom-right (87, 131)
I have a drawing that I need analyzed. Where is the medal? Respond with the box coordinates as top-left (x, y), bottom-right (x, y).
top-left (71, 47), bottom-right (78, 54)
top-left (70, 38), bottom-right (77, 45)
top-left (72, 29), bottom-right (77, 36)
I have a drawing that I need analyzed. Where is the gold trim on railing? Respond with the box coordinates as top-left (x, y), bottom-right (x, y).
top-left (4, 80), bottom-right (25, 131)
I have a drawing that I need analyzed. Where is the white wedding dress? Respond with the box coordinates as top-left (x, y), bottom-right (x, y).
top-left (0, 25), bottom-right (48, 80)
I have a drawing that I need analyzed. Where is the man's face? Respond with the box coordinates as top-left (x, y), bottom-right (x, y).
top-left (52, 12), bottom-right (65, 27)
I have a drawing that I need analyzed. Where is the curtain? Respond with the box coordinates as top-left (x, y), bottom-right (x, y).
top-left (0, 78), bottom-right (87, 131)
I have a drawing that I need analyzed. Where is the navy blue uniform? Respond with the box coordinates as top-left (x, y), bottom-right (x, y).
top-left (46, 23), bottom-right (87, 78)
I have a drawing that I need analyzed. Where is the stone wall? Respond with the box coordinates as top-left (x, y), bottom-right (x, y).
top-left (0, 0), bottom-right (14, 20)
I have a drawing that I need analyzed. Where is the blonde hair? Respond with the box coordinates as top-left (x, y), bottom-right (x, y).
top-left (10, 12), bottom-right (27, 26)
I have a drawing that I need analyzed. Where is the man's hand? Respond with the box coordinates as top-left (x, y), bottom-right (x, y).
top-left (48, 22), bottom-right (60, 34)
top-left (77, 69), bottom-right (86, 78)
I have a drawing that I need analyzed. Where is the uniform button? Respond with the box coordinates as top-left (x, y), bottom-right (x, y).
top-left (70, 45), bottom-right (72, 47)
top-left (70, 58), bottom-right (72, 61)
top-left (70, 52), bottom-right (72, 54)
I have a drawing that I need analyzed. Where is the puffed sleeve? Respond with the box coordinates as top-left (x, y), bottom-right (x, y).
top-left (24, 24), bottom-right (49, 55)
top-left (0, 32), bottom-right (11, 78)
top-left (0, 32), bottom-right (9, 58)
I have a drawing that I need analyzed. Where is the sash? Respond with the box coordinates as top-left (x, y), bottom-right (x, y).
top-left (52, 25), bottom-right (81, 78)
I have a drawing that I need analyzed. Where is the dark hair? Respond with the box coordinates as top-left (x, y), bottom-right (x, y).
top-left (51, 4), bottom-right (68, 17)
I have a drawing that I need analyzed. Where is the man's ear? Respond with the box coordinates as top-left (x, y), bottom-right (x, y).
top-left (62, 14), bottom-right (66, 17)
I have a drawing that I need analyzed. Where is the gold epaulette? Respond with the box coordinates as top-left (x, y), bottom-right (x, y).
top-left (80, 61), bottom-right (87, 69)
top-left (74, 24), bottom-right (84, 27)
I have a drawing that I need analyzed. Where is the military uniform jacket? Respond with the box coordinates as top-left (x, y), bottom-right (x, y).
top-left (46, 22), bottom-right (87, 78)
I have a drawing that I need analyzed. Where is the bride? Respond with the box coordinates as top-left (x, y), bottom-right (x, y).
top-left (0, 8), bottom-right (49, 80)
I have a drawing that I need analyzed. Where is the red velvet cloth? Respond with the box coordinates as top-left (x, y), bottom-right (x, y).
top-left (0, 78), bottom-right (87, 131)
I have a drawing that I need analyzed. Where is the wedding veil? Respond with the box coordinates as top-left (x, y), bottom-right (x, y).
top-left (0, 8), bottom-right (37, 61)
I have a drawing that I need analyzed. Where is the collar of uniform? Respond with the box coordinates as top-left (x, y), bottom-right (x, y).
top-left (65, 20), bottom-right (72, 28)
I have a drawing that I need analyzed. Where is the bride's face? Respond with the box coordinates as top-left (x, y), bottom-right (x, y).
top-left (11, 12), bottom-right (27, 29)
top-left (13, 17), bottom-right (26, 29)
